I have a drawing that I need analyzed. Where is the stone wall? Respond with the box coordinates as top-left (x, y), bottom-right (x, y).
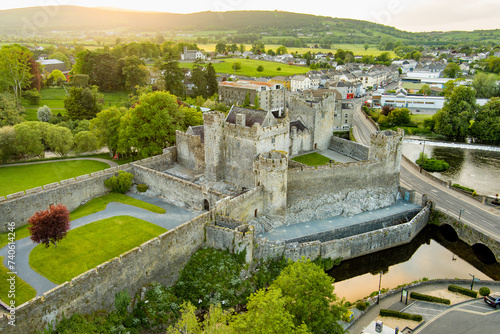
top-left (132, 164), bottom-right (224, 211)
top-left (205, 223), bottom-right (254, 263)
top-left (0, 213), bottom-right (211, 334)
top-left (133, 149), bottom-right (177, 171)
top-left (329, 136), bottom-right (369, 161)
top-left (215, 186), bottom-right (264, 222)
top-left (286, 159), bottom-right (399, 224)
top-left (175, 131), bottom-right (205, 172)
top-left (254, 205), bottom-right (430, 262)
top-left (290, 126), bottom-right (312, 156)
top-left (0, 165), bottom-right (132, 228)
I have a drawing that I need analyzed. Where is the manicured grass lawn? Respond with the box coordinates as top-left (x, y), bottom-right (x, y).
top-left (102, 91), bottom-right (130, 107)
top-left (181, 58), bottom-right (310, 77)
top-left (292, 152), bottom-right (332, 166)
top-left (29, 216), bottom-right (167, 284)
top-left (70, 193), bottom-right (166, 221)
top-left (0, 160), bottom-right (110, 197)
top-left (0, 256), bottom-right (37, 305)
top-left (0, 225), bottom-right (30, 250)
top-left (410, 114), bottom-right (432, 125)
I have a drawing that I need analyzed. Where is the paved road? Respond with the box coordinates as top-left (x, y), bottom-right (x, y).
top-left (0, 193), bottom-right (200, 296)
top-left (0, 157), bottom-right (119, 168)
top-left (352, 105), bottom-right (500, 243)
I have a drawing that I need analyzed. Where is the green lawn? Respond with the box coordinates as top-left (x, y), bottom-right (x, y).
top-left (0, 225), bottom-right (30, 250)
top-left (181, 58), bottom-right (310, 77)
top-left (70, 193), bottom-right (166, 221)
top-left (0, 160), bottom-right (110, 197)
top-left (292, 152), bottom-right (332, 166)
top-left (410, 114), bottom-right (432, 125)
top-left (0, 256), bottom-right (37, 305)
top-left (29, 216), bottom-right (167, 284)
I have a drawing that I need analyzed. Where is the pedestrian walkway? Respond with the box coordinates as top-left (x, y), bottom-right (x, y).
top-left (0, 193), bottom-right (201, 296)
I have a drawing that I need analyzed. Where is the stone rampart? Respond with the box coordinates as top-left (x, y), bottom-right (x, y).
top-left (0, 165), bottom-right (132, 228)
top-left (329, 136), bottom-right (369, 161)
top-left (0, 213), bottom-right (210, 334)
top-left (132, 164), bottom-right (224, 211)
top-left (215, 186), bottom-right (264, 222)
top-left (175, 131), bottom-right (205, 172)
top-left (254, 205), bottom-right (430, 262)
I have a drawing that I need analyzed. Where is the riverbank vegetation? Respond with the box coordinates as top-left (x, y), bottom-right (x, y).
top-left (416, 153), bottom-right (450, 172)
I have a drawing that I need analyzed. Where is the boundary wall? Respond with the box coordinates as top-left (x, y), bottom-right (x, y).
top-left (329, 136), bottom-right (369, 161)
top-left (0, 213), bottom-right (211, 334)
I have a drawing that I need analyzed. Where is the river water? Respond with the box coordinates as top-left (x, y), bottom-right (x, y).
top-left (329, 226), bottom-right (500, 302)
top-left (402, 139), bottom-right (500, 197)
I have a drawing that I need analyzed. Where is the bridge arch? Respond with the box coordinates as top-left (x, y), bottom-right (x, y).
top-left (471, 243), bottom-right (497, 265)
top-left (439, 224), bottom-right (459, 242)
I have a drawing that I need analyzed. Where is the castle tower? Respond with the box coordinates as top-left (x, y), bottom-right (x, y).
top-left (368, 129), bottom-right (404, 171)
top-left (203, 111), bottom-right (225, 182)
top-left (254, 151), bottom-right (288, 218)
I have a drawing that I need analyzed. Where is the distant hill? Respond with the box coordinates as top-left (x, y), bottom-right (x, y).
top-left (0, 6), bottom-right (498, 45)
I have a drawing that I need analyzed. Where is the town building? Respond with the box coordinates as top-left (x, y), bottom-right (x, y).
top-left (218, 80), bottom-right (286, 112)
top-left (180, 46), bottom-right (206, 61)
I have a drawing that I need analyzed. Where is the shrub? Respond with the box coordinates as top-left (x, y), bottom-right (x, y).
top-left (448, 285), bottom-right (478, 298)
top-left (452, 184), bottom-right (475, 194)
top-left (380, 309), bottom-right (422, 322)
top-left (479, 287), bottom-right (491, 296)
top-left (28, 203), bottom-right (70, 248)
top-left (356, 301), bottom-right (367, 311)
top-left (341, 310), bottom-right (353, 322)
top-left (115, 290), bottom-right (131, 315)
top-left (416, 153), bottom-right (450, 172)
top-left (410, 292), bottom-right (450, 305)
top-left (37, 105), bottom-right (52, 122)
top-left (136, 184), bottom-right (148, 192)
top-left (23, 88), bottom-right (41, 105)
top-left (104, 171), bottom-right (134, 194)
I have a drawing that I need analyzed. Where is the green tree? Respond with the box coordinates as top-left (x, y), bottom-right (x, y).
top-left (13, 122), bottom-right (44, 158)
top-left (472, 72), bottom-right (497, 98)
top-left (276, 45), bottom-right (288, 55)
top-left (257, 65), bottom-right (264, 72)
top-left (166, 302), bottom-right (231, 334)
top-left (71, 74), bottom-right (90, 88)
top-left (90, 106), bottom-right (125, 156)
top-left (0, 126), bottom-right (18, 163)
top-left (254, 95), bottom-right (260, 109)
top-left (118, 91), bottom-right (185, 158)
top-left (239, 44), bottom-right (246, 53)
top-left (64, 86), bottom-right (104, 120)
top-left (443, 63), bottom-right (461, 78)
top-left (363, 43), bottom-right (369, 51)
top-left (433, 85), bottom-right (476, 140)
top-left (417, 84), bottom-right (432, 96)
top-left (0, 92), bottom-right (24, 126)
top-left (0, 44), bottom-right (33, 101)
top-left (46, 125), bottom-right (74, 156)
top-left (242, 92), bottom-right (250, 107)
top-left (232, 62), bottom-right (242, 71)
top-left (469, 97), bottom-right (500, 144)
top-left (37, 105), bottom-right (52, 122)
top-left (120, 56), bottom-right (149, 92)
top-left (191, 64), bottom-right (208, 98)
top-left (231, 288), bottom-right (310, 334)
top-left (270, 259), bottom-right (344, 334)
top-left (72, 50), bottom-right (123, 91)
top-left (161, 56), bottom-right (185, 97)
top-left (387, 108), bottom-right (411, 126)
top-left (49, 52), bottom-right (71, 69)
top-left (215, 42), bottom-right (226, 54)
top-left (205, 63), bottom-right (218, 97)
top-left (46, 69), bottom-right (66, 86)
top-left (74, 131), bottom-right (100, 153)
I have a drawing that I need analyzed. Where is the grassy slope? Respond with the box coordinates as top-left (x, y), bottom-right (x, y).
top-left (70, 193), bottom-right (166, 220)
top-left (292, 152), bottom-right (332, 166)
top-left (182, 58), bottom-right (310, 77)
top-left (29, 216), bottom-right (167, 284)
top-left (0, 256), bottom-right (37, 305)
top-left (0, 160), bottom-right (110, 197)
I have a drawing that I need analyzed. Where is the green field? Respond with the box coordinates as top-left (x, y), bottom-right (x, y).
top-left (29, 216), bottom-right (167, 284)
top-left (0, 256), bottom-right (37, 305)
top-left (410, 114), bottom-right (432, 124)
top-left (70, 193), bottom-right (166, 221)
top-left (292, 152), bottom-right (332, 166)
top-left (0, 160), bottom-right (110, 197)
top-left (182, 58), bottom-right (310, 77)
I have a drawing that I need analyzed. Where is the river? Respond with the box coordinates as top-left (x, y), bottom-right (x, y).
top-left (402, 139), bottom-right (500, 197)
top-left (329, 225), bottom-right (500, 302)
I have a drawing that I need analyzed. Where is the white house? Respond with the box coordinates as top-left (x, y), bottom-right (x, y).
top-left (291, 75), bottom-right (311, 91)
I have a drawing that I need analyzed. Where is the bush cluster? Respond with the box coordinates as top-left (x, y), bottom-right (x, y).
top-left (104, 171), bottom-right (134, 194)
top-left (452, 184), bottom-right (475, 194)
top-left (356, 301), bottom-right (367, 311)
top-left (448, 285), bottom-right (478, 298)
top-left (416, 154), bottom-right (450, 172)
top-left (380, 309), bottom-right (423, 322)
top-left (410, 292), bottom-right (450, 305)
top-left (479, 287), bottom-right (491, 297)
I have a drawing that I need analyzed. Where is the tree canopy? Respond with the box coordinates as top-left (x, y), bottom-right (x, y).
top-left (64, 86), bottom-right (104, 120)
top-left (28, 204), bottom-right (71, 248)
top-left (0, 44), bottom-right (33, 101)
top-left (469, 97), bottom-right (500, 144)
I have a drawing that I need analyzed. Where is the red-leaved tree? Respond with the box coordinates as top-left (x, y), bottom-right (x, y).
top-left (28, 204), bottom-right (71, 248)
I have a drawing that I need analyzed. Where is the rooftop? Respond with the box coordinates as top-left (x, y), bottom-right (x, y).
top-left (220, 80), bottom-right (274, 89)
top-left (226, 106), bottom-right (270, 127)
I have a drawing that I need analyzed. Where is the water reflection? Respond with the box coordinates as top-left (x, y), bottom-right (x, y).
top-left (403, 141), bottom-right (500, 196)
top-left (328, 226), bottom-right (500, 302)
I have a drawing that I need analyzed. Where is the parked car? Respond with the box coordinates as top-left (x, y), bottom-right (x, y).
top-left (484, 292), bottom-right (500, 308)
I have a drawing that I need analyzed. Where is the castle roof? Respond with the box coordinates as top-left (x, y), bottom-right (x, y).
top-left (226, 106), bottom-right (270, 127)
top-left (188, 125), bottom-right (205, 143)
top-left (290, 120), bottom-right (306, 131)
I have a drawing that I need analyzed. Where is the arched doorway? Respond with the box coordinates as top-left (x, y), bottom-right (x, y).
top-left (255, 209), bottom-right (258, 217)
top-left (204, 199), bottom-right (210, 211)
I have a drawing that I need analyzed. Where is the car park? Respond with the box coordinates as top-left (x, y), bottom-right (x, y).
top-left (484, 292), bottom-right (500, 308)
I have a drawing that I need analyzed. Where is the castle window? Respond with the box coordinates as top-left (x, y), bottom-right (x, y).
top-left (271, 138), bottom-right (275, 144)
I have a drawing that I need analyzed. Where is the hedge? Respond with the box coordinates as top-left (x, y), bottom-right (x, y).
top-left (410, 292), bottom-right (450, 305)
top-left (448, 285), bottom-right (478, 298)
top-left (380, 309), bottom-right (423, 322)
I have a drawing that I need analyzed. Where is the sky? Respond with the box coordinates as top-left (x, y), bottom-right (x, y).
top-left (1, 0), bottom-right (500, 32)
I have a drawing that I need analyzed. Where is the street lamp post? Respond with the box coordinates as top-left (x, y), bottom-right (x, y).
top-left (377, 271), bottom-right (383, 305)
top-left (419, 140), bottom-right (426, 173)
top-left (459, 209), bottom-right (465, 220)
